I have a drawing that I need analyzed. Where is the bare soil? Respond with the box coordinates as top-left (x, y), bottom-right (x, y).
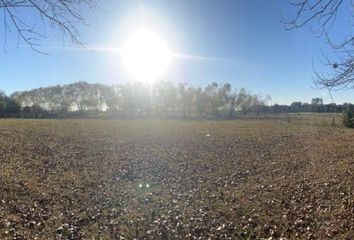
top-left (0, 119), bottom-right (354, 239)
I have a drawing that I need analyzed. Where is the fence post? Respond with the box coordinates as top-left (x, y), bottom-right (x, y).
top-left (332, 116), bottom-right (335, 127)
top-left (287, 113), bottom-right (290, 123)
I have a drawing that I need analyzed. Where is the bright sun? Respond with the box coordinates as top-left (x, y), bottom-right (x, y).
top-left (121, 29), bottom-right (172, 82)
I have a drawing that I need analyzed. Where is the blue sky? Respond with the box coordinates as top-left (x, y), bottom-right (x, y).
top-left (0, 0), bottom-right (352, 104)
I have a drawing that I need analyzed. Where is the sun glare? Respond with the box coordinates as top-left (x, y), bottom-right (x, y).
top-left (121, 29), bottom-right (172, 82)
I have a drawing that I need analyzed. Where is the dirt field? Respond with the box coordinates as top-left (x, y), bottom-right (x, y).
top-left (0, 119), bottom-right (354, 239)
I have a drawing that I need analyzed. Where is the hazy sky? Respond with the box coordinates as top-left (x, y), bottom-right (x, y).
top-left (0, 0), bottom-right (352, 104)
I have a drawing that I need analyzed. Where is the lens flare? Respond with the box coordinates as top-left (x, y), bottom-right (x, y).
top-left (121, 29), bottom-right (172, 82)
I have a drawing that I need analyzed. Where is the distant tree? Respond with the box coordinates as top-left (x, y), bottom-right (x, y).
top-left (311, 98), bottom-right (324, 106)
top-left (3, 97), bottom-right (21, 113)
top-left (45, 85), bottom-right (63, 112)
top-left (343, 104), bottom-right (354, 128)
top-left (252, 94), bottom-right (267, 115)
top-left (177, 83), bottom-right (196, 116)
top-left (195, 87), bottom-right (207, 116)
top-left (85, 83), bottom-right (105, 114)
top-left (153, 81), bottom-right (177, 116)
top-left (28, 104), bottom-right (45, 117)
top-left (11, 91), bottom-right (32, 107)
top-left (120, 83), bottom-right (136, 115)
top-left (184, 86), bottom-right (196, 116)
top-left (22, 106), bottom-right (31, 115)
top-left (103, 85), bottom-right (121, 114)
top-left (323, 103), bottom-right (337, 112)
top-left (60, 86), bottom-right (75, 113)
top-left (0, 91), bottom-right (6, 113)
top-left (302, 103), bottom-right (312, 112)
top-left (217, 83), bottom-right (232, 115)
top-left (237, 88), bottom-right (252, 115)
top-left (204, 82), bottom-right (220, 115)
top-left (265, 95), bottom-right (272, 106)
top-left (68, 81), bottom-right (91, 112)
top-left (133, 82), bottom-right (149, 115)
top-left (0, 91), bottom-right (21, 115)
top-left (291, 101), bottom-right (302, 112)
top-left (311, 98), bottom-right (324, 112)
top-left (227, 91), bottom-right (238, 117)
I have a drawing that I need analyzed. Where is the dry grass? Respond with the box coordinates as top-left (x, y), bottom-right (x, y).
top-left (0, 119), bottom-right (354, 239)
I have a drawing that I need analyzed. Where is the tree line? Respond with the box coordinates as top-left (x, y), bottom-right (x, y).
top-left (0, 81), bottom-right (352, 118)
top-left (6, 81), bottom-right (271, 117)
top-left (269, 98), bottom-right (353, 114)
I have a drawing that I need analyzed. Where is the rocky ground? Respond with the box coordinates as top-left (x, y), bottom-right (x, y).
top-left (0, 119), bottom-right (354, 239)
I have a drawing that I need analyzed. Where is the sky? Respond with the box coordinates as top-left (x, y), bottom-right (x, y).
top-left (0, 0), bottom-right (352, 104)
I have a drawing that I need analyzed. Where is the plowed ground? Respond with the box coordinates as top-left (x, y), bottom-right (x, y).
top-left (1, 119), bottom-right (354, 239)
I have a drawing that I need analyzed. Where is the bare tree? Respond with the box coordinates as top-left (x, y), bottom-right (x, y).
top-left (237, 88), bottom-right (253, 115)
top-left (195, 87), bottom-right (207, 116)
top-left (102, 85), bottom-right (121, 114)
top-left (152, 81), bottom-right (177, 116)
top-left (227, 91), bottom-right (238, 117)
top-left (177, 83), bottom-right (188, 116)
top-left (284, 0), bottom-right (354, 89)
top-left (204, 82), bottom-right (219, 115)
top-left (0, 0), bottom-right (97, 52)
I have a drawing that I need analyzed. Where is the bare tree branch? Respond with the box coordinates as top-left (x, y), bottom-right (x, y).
top-left (284, 0), bottom-right (354, 90)
top-left (0, 0), bottom-right (97, 52)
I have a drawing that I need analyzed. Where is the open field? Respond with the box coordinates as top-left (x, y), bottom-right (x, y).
top-left (0, 112), bottom-right (345, 128)
top-left (235, 112), bottom-right (344, 128)
top-left (1, 119), bottom-right (354, 239)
